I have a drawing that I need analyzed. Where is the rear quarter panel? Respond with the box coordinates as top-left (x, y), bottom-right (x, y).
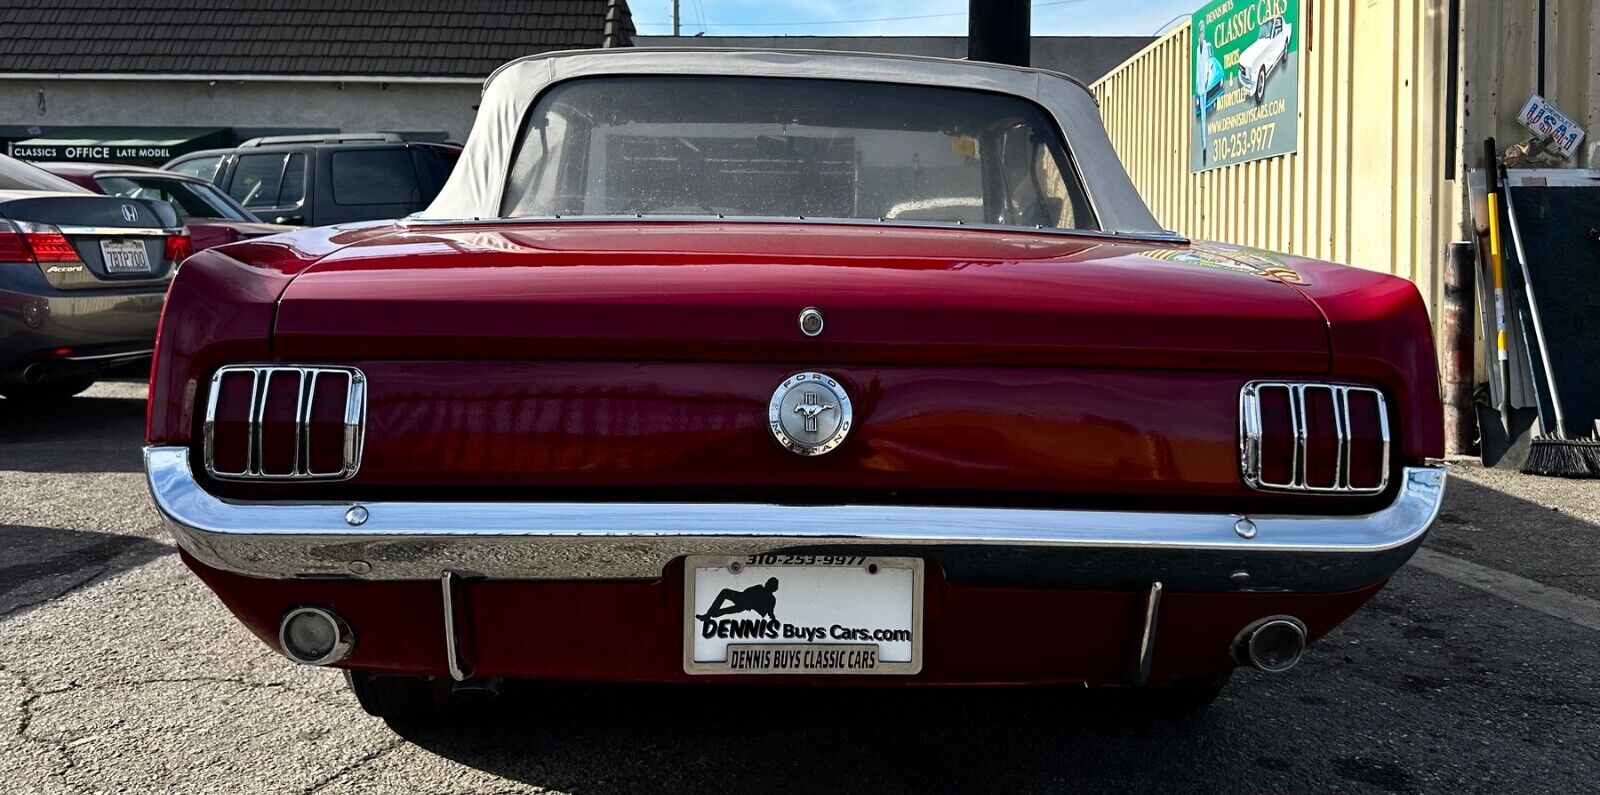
top-left (146, 222), bottom-right (397, 443)
top-left (1196, 241), bottom-right (1444, 461)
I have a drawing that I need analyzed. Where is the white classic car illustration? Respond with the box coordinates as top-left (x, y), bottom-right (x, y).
top-left (1238, 15), bottom-right (1291, 104)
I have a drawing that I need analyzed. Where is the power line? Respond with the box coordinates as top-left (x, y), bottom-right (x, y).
top-left (1150, 12), bottom-right (1188, 36)
top-left (636, 0), bottom-right (1094, 30)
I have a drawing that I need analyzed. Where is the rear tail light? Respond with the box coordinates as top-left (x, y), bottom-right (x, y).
top-left (2, 220), bottom-right (85, 264)
top-left (0, 220), bottom-right (31, 261)
top-left (164, 233), bottom-right (193, 263)
top-left (203, 365), bottom-right (366, 481)
top-left (1240, 382), bottom-right (1390, 494)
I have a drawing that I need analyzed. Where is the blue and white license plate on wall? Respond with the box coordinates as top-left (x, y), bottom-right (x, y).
top-left (683, 555), bottom-right (923, 675)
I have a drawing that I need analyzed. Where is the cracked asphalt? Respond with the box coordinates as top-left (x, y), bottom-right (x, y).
top-left (2, 381), bottom-right (1598, 793)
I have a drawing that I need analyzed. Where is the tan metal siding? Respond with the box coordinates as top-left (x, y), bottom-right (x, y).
top-left (1092, 1), bottom-right (1462, 324)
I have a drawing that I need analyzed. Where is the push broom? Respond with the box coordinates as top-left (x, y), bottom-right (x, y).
top-left (1504, 165), bottom-right (1600, 476)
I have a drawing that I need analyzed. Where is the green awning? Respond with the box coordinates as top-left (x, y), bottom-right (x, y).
top-left (5, 127), bottom-right (232, 166)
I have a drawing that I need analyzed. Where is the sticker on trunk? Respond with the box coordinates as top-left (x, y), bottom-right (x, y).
top-left (683, 555), bottom-right (923, 675)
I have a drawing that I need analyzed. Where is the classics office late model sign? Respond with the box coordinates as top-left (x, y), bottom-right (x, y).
top-left (6, 144), bottom-right (176, 162)
top-left (1190, 0), bottom-right (1301, 172)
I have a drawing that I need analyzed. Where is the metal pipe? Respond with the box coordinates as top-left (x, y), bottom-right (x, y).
top-left (1233, 616), bottom-right (1306, 673)
top-left (1441, 241), bottom-right (1477, 454)
top-left (278, 606), bottom-right (354, 665)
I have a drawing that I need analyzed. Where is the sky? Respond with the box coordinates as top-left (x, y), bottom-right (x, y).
top-left (628, 0), bottom-right (1202, 38)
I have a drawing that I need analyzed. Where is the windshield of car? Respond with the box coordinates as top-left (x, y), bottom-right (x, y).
top-left (501, 76), bottom-right (1096, 231)
top-left (96, 175), bottom-right (252, 221)
top-left (166, 153), bottom-right (226, 183)
top-left (0, 155), bottom-right (92, 193)
top-left (1259, 20), bottom-right (1275, 38)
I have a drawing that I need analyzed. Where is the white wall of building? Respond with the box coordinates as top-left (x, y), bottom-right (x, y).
top-left (0, 36), bottom-right (1154, 148)
top-left (0, 78), bottom-right (481, 142)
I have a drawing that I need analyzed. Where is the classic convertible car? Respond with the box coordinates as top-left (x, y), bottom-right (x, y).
top-left (145, 49), bottom-right (1445, 722)
top-left (1239, 15), bottom-right (1292, 104)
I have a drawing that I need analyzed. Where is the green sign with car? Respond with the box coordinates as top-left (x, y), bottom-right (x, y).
top-left (1190, 0), bottom-right (1300, 172)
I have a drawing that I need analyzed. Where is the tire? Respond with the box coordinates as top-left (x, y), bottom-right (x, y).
top-left (1145, 670), bottom-right (1232, 713)
top-left (0, 375), bottom-right (96, 402)
top-left (345, 671), bottom-right (451, 725)
top-left (1254, 69), bottom-right (1267, 104)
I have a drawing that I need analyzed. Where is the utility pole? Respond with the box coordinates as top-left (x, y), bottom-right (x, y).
top-left (968, 0), bottom-right (1030, 67)
top-left (673, 0), bottom-right (680, 37)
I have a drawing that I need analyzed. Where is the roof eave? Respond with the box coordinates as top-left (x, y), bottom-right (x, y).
top-left (0, 72), bottom-right (483, 84)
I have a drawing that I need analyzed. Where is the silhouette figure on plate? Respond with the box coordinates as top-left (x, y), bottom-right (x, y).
top-left (698, 577), bottom-right (780, 621)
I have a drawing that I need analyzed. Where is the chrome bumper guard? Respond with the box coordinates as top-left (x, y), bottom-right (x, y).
top-left (146, 446), bottom-right (1446, 592)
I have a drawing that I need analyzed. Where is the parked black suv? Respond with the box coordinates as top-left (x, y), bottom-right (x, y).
top-left (163, 134), bottom-right (460, 226)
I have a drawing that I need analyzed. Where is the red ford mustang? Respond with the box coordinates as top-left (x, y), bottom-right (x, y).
top-left (145, 49), bottom-right (1445, 723)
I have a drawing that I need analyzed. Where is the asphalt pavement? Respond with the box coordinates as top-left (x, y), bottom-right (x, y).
top-left (2, 381), bottom-right (1597, 793)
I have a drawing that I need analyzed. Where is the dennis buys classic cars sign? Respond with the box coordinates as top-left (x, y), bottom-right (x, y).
top-left (1191, 0), bottom-right (1300, 172)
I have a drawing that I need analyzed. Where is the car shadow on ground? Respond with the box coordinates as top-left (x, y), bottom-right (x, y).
top-left (0, 524), bottom-right (168, 621)
top-left (0, 381), bottom-right (147, 474)
top-left (392, 680), bottom-right (1268, 793)
top-left (386, 473), bottom-right (1600, 793)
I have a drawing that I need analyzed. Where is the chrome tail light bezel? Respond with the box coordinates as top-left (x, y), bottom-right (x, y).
top-left (1239, 381), bottom-right (1391, 494)
top-left (203, 365), bottom-right (366, 482)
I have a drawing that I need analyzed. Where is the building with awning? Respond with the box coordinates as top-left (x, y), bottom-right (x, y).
top-left (0, 0), bottom-right (636, 149)
top-left (0, 2), bottom-right (1152, 163)
top-left (6, 127), bottom-right (232, 166)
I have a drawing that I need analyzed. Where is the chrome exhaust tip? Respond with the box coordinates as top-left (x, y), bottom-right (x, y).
top-left (451, 677), bottom-right (502, 700)
top-left (279, 606), bottom-right (354, 665)
top-left (1234, 616), bottom-right (1307, 673)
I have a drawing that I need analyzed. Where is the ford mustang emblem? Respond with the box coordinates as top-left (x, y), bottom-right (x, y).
top-left (768, 372), bottom-right (852, 456)
top-left (120, 204), bottom-right (139, 223)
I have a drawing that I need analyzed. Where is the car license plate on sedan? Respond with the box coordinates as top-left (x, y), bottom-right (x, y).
top-left (683, 555), bottom-right (923, 675)
top-left (100, 239), bottom-right (151, 273)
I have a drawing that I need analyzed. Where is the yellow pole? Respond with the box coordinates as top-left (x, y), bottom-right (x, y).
top-left (1487, 191), bottom-right (1508, 364)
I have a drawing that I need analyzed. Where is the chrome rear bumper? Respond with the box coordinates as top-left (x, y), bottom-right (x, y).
top-left (146, 446), bottom-right (1445, 592)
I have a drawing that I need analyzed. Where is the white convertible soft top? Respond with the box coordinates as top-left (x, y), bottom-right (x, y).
top-left (420, 47), bottom-right (1168, 235)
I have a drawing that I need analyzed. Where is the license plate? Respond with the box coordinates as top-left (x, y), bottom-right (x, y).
top-left (683, 554), bottom-right (923, 675)
top-left (100, 239), bottom-right (151, 273)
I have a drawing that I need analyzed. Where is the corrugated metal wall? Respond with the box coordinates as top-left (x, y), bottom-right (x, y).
top-left (1090, 0), bottom-right (1597, 450)
top-left (1092, 1), bottom-right (1461, 320)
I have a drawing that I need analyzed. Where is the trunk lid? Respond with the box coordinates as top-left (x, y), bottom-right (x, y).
top-left (0, 191), bottom-right (183, 290)
top-left (188, 220), bottom-right (298, 252)
top-left (273, 222), bottom-right (1330, 371)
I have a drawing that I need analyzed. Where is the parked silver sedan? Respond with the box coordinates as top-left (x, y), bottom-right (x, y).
top-left (0, 154), bottom-right (190, 400)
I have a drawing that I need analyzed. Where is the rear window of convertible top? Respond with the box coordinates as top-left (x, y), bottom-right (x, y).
top-left (498, 75), bottom-right (1098, 231)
